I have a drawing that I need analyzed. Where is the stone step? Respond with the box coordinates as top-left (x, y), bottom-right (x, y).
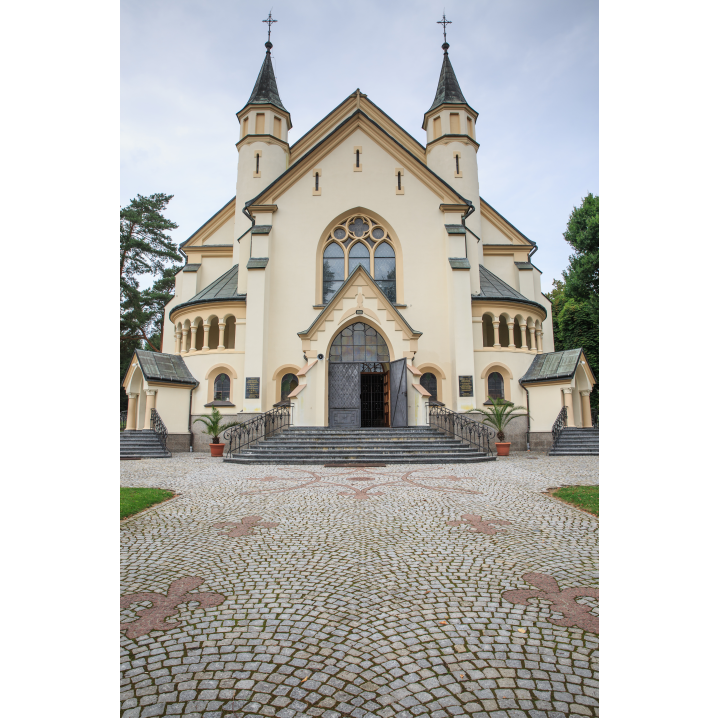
top-left (549, 450), bottom-right (599, 456)
top-left (225, 454), bottom-right (496, 465)
top-left (258, 440), bottom-right (467, 449)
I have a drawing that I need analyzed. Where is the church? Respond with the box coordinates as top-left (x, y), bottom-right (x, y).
top-left (122, 28), bottom-right (596, 455)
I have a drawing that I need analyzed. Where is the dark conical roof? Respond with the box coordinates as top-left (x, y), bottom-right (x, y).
top-left (245, 43), bottom-right (287, 112)
top-left (428, 45), bottom-right (467, 112)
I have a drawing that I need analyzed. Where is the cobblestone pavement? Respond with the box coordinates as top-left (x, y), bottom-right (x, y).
top-left (121, 452), bottom-right (598, 718)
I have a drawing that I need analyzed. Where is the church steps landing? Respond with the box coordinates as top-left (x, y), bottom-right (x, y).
top-left (120, 430), bottom-right (172, 459)
top-left (549, 428), bottom-right (599, 456)
top-left (224, 427), bottom-right (496, 464)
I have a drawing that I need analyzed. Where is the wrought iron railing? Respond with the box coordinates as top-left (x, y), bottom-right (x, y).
top-left (120, 411), bottom-right (127, 431)
top-left (551, 406), bottom-right (568, 447)
top-left (223, 405), bottom-right (292, 457)
top-left (149, 408), bottom-right (168, 453)
top-left (591, 408), bottom-right (599, 428)
top-left (428, 405), bottom-right (495, 456)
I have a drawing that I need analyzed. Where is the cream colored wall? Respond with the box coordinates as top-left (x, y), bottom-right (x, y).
top-left (197, 257), bottom-right (232, 292)
top-left (526, 383), bottom-right (569, 432)
top-left (179, 352), bottom-right (246, 417)
top-left (538, 294), bottom-right (555, 353)
top-left (518, 269), bottom-right (536, 302)
top-left (473, 351), bottom-right (535, 408)
top-left (155, 386), bottom-right (192, 433)
top-left (483, 254), bottom-right (517, 286)
top-left (200, 217), bottom-right (234, 245)
top-left (481, 218), bottom-right (512, 244)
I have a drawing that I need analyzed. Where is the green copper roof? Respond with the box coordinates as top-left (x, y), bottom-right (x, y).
top-left (475, 265), bottom-right (527, 301)
top-left (243, 45), bottom-right (287, 113)
top-left (521, 349), bottom-right (583, 383)
top-left (428, 48), bottom-right (468, 112)
top-left (134, 350), bottom-right (197, 386)
top-left (449, 258), bottom-right (470, 270)
top-left (169, 264), bottom-right (246, 319)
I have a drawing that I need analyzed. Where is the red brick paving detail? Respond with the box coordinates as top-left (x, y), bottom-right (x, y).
top-left (213, 516), bottom-right (279, 537)
top-left (503, 571), bottom-right (599, 634)
top-left (120, 577), bottom-right (226, 640)
top-left (447, 514), bottom-right (512, 535)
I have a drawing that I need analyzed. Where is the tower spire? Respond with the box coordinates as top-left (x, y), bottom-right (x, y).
top-left (427, 13), bottom-right (467, 113)
top-left (243, 13), bottom-right (287, 113)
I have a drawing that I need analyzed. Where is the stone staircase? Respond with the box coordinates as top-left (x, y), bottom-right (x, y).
top-left (549, 427), bottom-right (599, 456)
top-left (223, 426), bottom-right (497, 465)
top-left (121, 430), bottom-right (172, 459)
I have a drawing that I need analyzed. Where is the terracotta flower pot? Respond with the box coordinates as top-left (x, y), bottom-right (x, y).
top-left (209, 443), bottom-right (225, 457)
top-left (495, 442), bottom-right (511, 456)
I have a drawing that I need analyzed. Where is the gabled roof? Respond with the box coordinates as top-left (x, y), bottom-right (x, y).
top-left (169, 265), bottom-right (246, 320)
top-left (246, 109), bottom-right (472, 210)
top-left (472, 265), bottom-right (547, 316)
top-left (520, 349), bottom-right (584, 384)
top-left (298, 264), bottom-right (421, 338)
top-left (428, 48), bottom-right (468, 112)
top-left (133, 350), bottom-right (198, 386)
top-left (241, 44), bottom-right (287, 114)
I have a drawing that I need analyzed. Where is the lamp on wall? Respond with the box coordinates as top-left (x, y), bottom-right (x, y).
top-left (318, 354), bottom-right (324, 360)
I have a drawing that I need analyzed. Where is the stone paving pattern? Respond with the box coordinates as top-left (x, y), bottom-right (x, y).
top-left (121, 452), bottom-right (598, 718)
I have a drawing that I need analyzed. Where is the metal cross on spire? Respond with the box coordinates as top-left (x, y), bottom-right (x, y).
top-left (437, 12), bottom-right (452, 45)
top-left (263, 11), bottom-right (278, 46)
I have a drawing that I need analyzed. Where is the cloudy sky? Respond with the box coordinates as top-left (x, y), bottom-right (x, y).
top-left (121, 0), bottom-right (598, 288)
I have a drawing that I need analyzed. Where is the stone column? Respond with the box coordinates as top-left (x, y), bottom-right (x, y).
top-left (190, 325), bottom-right (198, 352)
top-left (563, 388), bottom-right (576, 427)
top-left (143, 390), bottom-right (157, 430)
top-left (529, 326), bottom-right (536, 353)
top-left (520, 323), bottom-right (528, 351)
top-left (202, 321), bottom-right (212, 351)
top-left (537, 330), bottom-right (544, 353)
top-left (126, 393), bottom-right (138, 431)
top-left (581, 390), bottom-right (592, 427)
top-left (507, 319), bottom-right (515, 348)
top-left (181, 328), bottom-right (189, 353)
top-left (492, 319), bottom-right (501, 348)
top-left (218, 322), bottom-right (226, 350)
top-left (173, 330), bottom-right (179, 354)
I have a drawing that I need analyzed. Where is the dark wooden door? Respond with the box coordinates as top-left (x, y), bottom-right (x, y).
top-left (389, 358), bottom-right (408, 427)
top-left (328, 363), bottom-right (361, 428)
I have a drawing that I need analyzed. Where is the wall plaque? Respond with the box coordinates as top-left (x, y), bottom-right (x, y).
top-left (245, 377), bottom-right (260, 399)
top-left (458, 375), bottom-right (474, 398)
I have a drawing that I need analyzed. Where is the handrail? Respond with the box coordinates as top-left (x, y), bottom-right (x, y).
top-left (223, 405), bottom-right (292, 457)
top-left (149, 408), bottom-right (168, 453)
top-left (428, 404), bottom-right (495, 456)
top-left (591, 408), bottom-right (599, 428)
top-left (551, 406), bottom-right (568, 448)
top-left (120, 411), bottom-right (127, 431)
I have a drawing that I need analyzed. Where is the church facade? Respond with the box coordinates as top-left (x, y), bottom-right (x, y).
top-left (123, 37), bottom-right (596, 452)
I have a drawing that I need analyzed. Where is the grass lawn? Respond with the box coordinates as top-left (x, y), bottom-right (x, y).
top-left (551, 485), bottom-right (599, 516)
top-left (121, 487), bottom-right (174, 519)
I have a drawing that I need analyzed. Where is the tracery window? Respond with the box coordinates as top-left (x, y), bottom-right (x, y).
top-left (329, 322), bottom-right (390, 363)
top-left (321, 215), bottom-right (397, 304)
top-left (488, 372), bottom-right (504, 399)
top-left (214, 373), bottom-right (230, 401)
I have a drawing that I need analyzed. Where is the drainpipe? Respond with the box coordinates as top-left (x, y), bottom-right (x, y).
top-left (519, 379), bottom-right (530, 451)
top-left (188, 383), bottom-right (197, 452)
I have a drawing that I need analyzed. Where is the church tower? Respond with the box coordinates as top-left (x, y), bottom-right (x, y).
top-left (423, 33), bottom-right (481, 236)
top-left (234, 33), bottom-right (292, 210)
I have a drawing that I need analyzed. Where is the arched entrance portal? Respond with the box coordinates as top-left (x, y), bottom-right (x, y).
top-left (327, 322), bottom-right (407, 428)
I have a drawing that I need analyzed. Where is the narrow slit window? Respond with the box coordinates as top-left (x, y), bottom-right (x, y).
top-left (256, 153), bottom-right (260, 174)
top-left (356, 150), bottom-right (360, 167)
top-left (315, 172), bottom-right (319, 191)
top-left (456, 155), bottom-right (460, 174)
top-left (397, 172), bottom-right (402, 190)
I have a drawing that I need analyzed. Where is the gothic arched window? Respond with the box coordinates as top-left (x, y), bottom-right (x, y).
top-left (420, 372), bottom-right (438, 400)
top-left (280, 373), bottom-right (299, 401)
top-left (214, 373), bottom-right (230, 401)
top-left (323, 242), bottom-right (345, 303)
top-left (349, 242), bottom-right (370, 274)
top-left (329, 322), bottom-right (390, 363)
top-left (488, 372), bottom-right (504, 399)
top-left (374, 242), bottom-right (396, 303)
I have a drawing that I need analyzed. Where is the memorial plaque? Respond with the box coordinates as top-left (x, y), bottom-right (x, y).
top-left (458, 375), bottom-right (474, 398)
top-left (245, 377), bottom-right (260, 399)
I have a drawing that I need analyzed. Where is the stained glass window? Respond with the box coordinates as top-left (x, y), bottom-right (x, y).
top-left (281, 373), bottom-right (299, 401)
top-left (488, 372), bottom-right (504, 399)
top-left (329, 322), bottom-right (390, 363)
top-left (348, 217), bottom-right (369, 237)
top-left (214, 373), bottom-right (230, 401)
top-left (374, 242), bottom-right (396, 303)
top-left (420, 372), bottom-right (438, 400)
top-left (349, 242), bottom-right (370, 274)
top-left (323, 242), bottom-right (344, 303)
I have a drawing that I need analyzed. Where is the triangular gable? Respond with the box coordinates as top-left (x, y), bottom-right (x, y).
top-left (247, 110), bottom-right (472, 212)
top-left (298, 264), bottom-right (421, 342)
top-left (122, 350), bottom-right (198, 390)
top-left (480, 198), bottom-right (535, 247)
top-left (180, 197), bottom-right (236, 249)
top-left (289, 90), bottom-right (425, 166)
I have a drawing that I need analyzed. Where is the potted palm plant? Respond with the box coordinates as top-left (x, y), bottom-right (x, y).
top-left (470, 397), bottom-right (530, 456)
top-left (193, 407), bottom-right (242, 457)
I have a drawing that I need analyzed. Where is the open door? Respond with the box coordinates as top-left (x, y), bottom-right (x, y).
top-left (389, 358), bottom-right (408, 427)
